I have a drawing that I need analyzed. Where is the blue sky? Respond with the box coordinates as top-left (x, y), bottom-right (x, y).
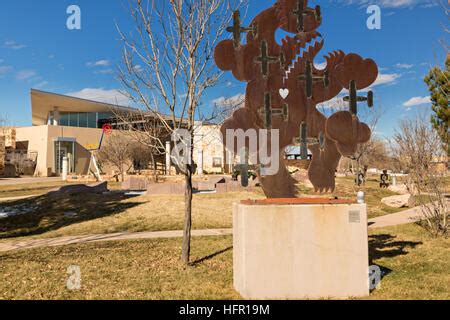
top-left (0, 0), bottom-right (447, 139)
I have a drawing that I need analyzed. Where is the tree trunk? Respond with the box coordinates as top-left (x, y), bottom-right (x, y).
top-left (181, 164), bottom-right (193, 264)
top-left (150, 152), bottom-right (158, 183)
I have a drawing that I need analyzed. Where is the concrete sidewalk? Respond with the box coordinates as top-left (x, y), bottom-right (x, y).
top-left (0, 195), bottom-right (39, 202)
top-left (0, 229), bottom-right (233, 253)
top-left (0, 204), bottom-right (439, 253)
top-left (0, 177), bottom-right (61, 186)
top-left (368, 203), bottom-right (443, 228)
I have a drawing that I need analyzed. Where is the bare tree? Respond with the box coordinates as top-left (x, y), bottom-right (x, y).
top-left (392, 116), bottom-right (448, 237)
top-left (109, 108), bottom-right (169, 182)
top-left (117, 0), bottom-right (247, 264)
top-left (320, 98), bottom-right (387, 177)
top-left (210, 93), bottom-right (245, 125)
top-left (349, 105), bottom-right (385, 175)
top-left (438, 0), bottom-right (449, 51)
top-left (97, 133), bottom-right (134, 182)
top-left (339, 137), bottom-right (389, 173)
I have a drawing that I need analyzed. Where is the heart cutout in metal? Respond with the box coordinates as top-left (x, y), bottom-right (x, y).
top-left (279, 88), bottom-right (289, 99)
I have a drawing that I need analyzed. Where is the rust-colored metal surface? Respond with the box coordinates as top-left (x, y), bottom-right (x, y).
top-left (215, 0), bottom-right (378, 197)
top-left (241, 198), bottom-right (355, 205)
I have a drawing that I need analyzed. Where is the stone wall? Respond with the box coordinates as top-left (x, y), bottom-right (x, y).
top-left (285, 159), bottom-right (311, 170)
top-left (0, 136), bottom-right (5, 175)
top-left (193, 124), bottom-right (226, 174)
top-left (0, 128), bottom-right (16, 149)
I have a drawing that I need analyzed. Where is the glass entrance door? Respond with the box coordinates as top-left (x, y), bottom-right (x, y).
top-left (54, 140), bottom-right (75, 175)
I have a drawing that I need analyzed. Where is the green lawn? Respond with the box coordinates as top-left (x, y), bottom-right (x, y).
top-left (367, 223), bottom-right (450, 300)
top-left (299, 176), bottom-right (406, 218)
top-left (0, 223), bottom-right (448, 300)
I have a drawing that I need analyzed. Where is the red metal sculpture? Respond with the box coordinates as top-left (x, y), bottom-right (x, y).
top-left (215, 0), bottom-right (379, 198)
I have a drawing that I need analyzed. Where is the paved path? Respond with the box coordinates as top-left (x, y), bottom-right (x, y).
top-left (0, 204), bottom-right (440, 253)
top-left (368, 202), bottom-right (446, 228)
top-left (0, 177), bottom-right (61, 186)
top-left (0, 229), bottom-right (233, 253)
top-left (0, 195), bottom-right (39, 202)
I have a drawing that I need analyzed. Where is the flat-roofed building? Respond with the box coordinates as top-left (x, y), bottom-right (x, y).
top-left (12, 89), bottom-right (229, 177)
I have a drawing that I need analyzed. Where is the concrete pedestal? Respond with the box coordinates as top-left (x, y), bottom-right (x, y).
top-left (233, 200), bottom-right (369, 299)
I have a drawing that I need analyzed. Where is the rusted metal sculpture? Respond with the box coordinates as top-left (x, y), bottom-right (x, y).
top-left (215, 0), bottom-right (379, 198)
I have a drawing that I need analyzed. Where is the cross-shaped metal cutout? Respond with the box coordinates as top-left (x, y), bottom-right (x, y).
top-left (234, 148), bottom-right (250, 187)
top-left (258, 93), bottom-right (289, 128)
top-left (293, 0), bottom-right (322, 32)
top-left (226, 10), bottom-right (258, 47)
top-left (256, 41), bottom-right (282, 76)
top-left (297, 122), bottom-right (325, 160)
top-left (343, 80), bottom-right (374, 115)
top-left (297, 60), bottom-right (329, 99)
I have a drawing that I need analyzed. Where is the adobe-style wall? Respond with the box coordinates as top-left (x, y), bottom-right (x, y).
top-left (193, 124), bottom-right (225, 174)
top-left (0, 136), bottom-right (5, 175)
top-left (16, 125), bottom-right (104, 176)
top-left (15, 126), bottom-right (49, 176)
top-left (46, 126), bottom-right (103, 175)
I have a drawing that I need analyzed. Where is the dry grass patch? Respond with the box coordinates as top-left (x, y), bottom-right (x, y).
top-left (0, 223), bottom-right (448, 300)
top-left (320, 177), bottom-right (405, 218)
top-left (0, 236), bottom-right (239, 300)
top-left (0, 190), bottom-right (264, 241)
top-left (367, 223), bottom-right (450, 300)
top-left (0, 181), bottom-right (79, 198)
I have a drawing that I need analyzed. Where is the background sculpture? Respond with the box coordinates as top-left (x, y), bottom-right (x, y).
top-left (215, 0), bottom-right (379, 198)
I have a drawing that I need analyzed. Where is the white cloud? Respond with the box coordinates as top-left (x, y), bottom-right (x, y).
top-left (133, 65), bottom-right (144, 73)
top-left (395, 63), bottom-right (413, 69)
top-left (94, 69), bottom-right (114, 75)
top-left (87, 59), bottom-right (110, 67)
top-left (212, 94), bottom-right (245, 108)
top-left (403, 96), bottom-right (431, 107)
top-left (34, 81), bottom-right (49, 89)
top-left (66, 88), bottom-right (131, 106)
top-left (337, 0), bottom-right (438, 8)
top-left (0, 66), bottom-right (13, 75)
top-left (317, 95), bottom-right (347, 111)
top-left (372, 73), bottom-right (401, 87)
top-left (314, 61), bottom-right (327, 70)
top-left (16, 70), bottom-right (37, 80)
top-left (4, 40), bottom-right (26, 50)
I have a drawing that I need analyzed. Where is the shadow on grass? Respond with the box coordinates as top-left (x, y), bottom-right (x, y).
top-left (190, 246), bottom-right (233, 267)
top-left (369, 234), bottom-right (422, 263)
top-left (0, 192), bottom-right (144, 239)
top-left (368, 233), bottom-right (422, 286)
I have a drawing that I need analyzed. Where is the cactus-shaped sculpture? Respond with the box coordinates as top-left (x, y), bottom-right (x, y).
top-left (215, 0), bottom-right (379, 197)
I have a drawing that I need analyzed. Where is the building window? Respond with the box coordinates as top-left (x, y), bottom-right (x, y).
top-left (57, 112), bottom-right (112, 128)
top-left (213, 157), bottom-right (222, 168)
top-left (60, 113), bottom-right (69, 126)
top-left (68, 113), bottom-right (78, 127)
top-left (87, 113), bottom-right (97, 128)
top-left (78, 113), bottom-right (88, 128)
